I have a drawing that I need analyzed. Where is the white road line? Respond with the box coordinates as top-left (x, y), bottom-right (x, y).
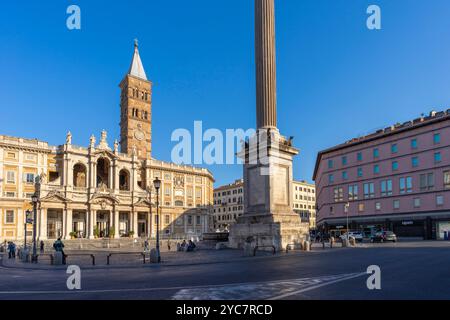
top-left (0, 277), bottom-right (331, 295)
top-left (0, 273), bottom-right (366, 298)
top-left (267, 272), bottom-right (366, 300)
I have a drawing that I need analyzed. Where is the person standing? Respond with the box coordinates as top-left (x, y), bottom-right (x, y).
top-left (40, 241), bottom-right (45, 253)
top-left (7, 242), bottom-right (13, 259)
top-left (53, 238), bottom-right (66, 265)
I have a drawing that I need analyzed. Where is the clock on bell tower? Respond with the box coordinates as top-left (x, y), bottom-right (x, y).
top-left (119, 40), bottom-right (152, 159)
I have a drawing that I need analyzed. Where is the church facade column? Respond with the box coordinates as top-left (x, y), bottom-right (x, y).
top-left (39, 208), bottom-right (48, 240)
top-left (65, 208), bottom-right (73, 240)
top-left (88, 209), bottom-right (96, 239)
top-left (109, 210), bottom-right (114, 236)
top-left (114, 208), bottom-right (120, 239)
top-left (132, 209), bottom-right (138, 238)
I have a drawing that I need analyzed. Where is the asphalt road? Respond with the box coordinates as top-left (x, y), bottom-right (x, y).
top-left (0, 242), bottom-right (449, 300)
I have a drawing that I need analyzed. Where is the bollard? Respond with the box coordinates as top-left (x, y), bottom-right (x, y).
top-left (149, 248), bottom-right (159, 263)
top-left (53, 252), bottom-right (63, 265)
top-left (349, 238), bottom-right (356, 246)
top-left (304, 241), bottom-right (311, 252)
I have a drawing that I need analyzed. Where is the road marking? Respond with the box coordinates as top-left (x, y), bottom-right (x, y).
top-left (0, 273), bottom-right (365, 297)
top-left (267, 273), bottom-right (366, 300)
top-left (172, 273), bottom-right (366, 300)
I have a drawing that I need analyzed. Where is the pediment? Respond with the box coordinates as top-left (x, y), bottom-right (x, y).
top-left (134, 197), bottom-right (154, 207)
top-left (93, 149), bottom-right (118, 160)
top-left (40, 191), bottom-right (71, 203)
top-left (89, 193), bottom-right (120, 205)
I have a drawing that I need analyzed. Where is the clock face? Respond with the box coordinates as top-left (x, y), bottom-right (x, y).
top-left (134, 129), bottom-right (145, 141)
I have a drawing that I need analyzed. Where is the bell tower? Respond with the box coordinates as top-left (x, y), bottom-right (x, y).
top-left (119, 40), bottom-right (152, 159)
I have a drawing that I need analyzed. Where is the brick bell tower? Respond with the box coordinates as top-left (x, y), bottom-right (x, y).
top-left (119, 39), bottom-right (152, 159)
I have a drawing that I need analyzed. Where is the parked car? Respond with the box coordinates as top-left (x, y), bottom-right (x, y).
top-left (340, 231), bottom-right (364, 243)
top-left (371, 231), bottom-right (397, 243)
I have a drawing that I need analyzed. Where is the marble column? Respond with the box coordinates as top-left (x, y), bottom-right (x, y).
top-left (88, 210), bottom-right (96, 239)
top-left (132, 210), bottom-right (138, 238)
top-left (114, 209), bottom-right (120, 239)
top-left (109, 210), bottom-right (114, 236)
top-left (39, 208), bottom-right (48, 240)
top-left (255, 0), bottom-right (277, 129)
top-left (65, 209), bottom-right (73, 240)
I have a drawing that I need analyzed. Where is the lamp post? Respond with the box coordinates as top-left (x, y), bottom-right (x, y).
top-left (24, 210), bottom-right (32, 249)
top-left (344, 202), bottom-right (350, 244)
top-left (31, 193), bottom-right (39, 263)
top-left (153, 177), bottom-right (161, 263)
top-left (146, 185), bottom-right (154, 239)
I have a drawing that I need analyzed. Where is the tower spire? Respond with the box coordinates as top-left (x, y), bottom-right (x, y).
top-left (128, 39), bottom-right (147, 80)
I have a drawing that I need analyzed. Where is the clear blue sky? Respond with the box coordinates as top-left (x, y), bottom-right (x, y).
top-left (1, 1), bottom-right (450, 187)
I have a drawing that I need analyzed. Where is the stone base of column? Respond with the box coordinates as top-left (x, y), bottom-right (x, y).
top-left (228, 213), bottom-right (309, 252)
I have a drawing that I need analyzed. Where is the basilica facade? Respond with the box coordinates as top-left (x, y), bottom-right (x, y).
top-left (0, 42), bottom-right (214, 242)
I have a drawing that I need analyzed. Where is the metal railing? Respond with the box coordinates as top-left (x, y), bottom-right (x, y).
top-left (65, 254), bottom-right (96, 265)
top-left (253, 245), bottom-right (276, 256)
top-left (106, 252), bottom-right (146, 265)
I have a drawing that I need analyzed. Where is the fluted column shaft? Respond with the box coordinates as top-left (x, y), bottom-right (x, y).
top-left (255, 0), bottom-right (277, 129)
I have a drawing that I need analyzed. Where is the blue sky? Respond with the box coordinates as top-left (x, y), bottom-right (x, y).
top-left (1, 1), bottom-right (450, 187)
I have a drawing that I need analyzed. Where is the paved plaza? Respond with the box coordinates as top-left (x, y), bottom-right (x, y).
top-left (0, 241), bottom-right (449, 300)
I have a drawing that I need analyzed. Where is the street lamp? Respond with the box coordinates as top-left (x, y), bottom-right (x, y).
top-left (24, 210), bottom-right (33, 250)
top-left (31, 193), bottom-right (39, 263)
top-left (146, 185), bottom-right (153, 239)
top-left (153, 177), bottom-right (161, 263)
top-left (344, 202), bottom-right (350, 243)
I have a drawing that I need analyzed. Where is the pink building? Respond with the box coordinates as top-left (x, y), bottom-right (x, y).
top-left (313, 110), bottom-right (450, 240)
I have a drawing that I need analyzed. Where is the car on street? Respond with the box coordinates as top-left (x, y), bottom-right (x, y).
top-left (340, 231), bottom-right (364, 243)
top-left (370, 231), bottom-right (398, 243)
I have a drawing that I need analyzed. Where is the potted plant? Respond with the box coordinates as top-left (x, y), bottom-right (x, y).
top-left (128, 230), bottom-right (135, 238)
top-left (93, 226), bottom-right (100, 239)
top-left (109, 227), bottom-right (115, 239)
top-left (69, 231), bottom-right (77, 239)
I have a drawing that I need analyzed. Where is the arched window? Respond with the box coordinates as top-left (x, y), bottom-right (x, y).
top-left (96, 158), bottom-right (110, 189)
top-left (73, 163), bottom-right (87, 188)
top-left (119, 169), bottom-right (130, 191)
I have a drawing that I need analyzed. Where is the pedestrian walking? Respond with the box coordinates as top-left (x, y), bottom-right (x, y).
top-left (144, 239), bottom-right (149, 252)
